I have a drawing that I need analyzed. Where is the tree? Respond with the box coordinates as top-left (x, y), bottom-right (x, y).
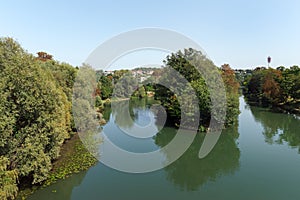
top-left (0, 37), bottom-right (71, 191)
top-left (98, 75), bottom-right (113, 99)
top-left (155, 49), bottom-right (240, 129)
top-left (0, 157), bottom-right (18, 200)
top-left (262, 71), bottom-right (281, 103)
top-left (112, 73), bottom-right (138, 99)
top-left (245, 65), bottom-right (300, 113)
top-left (36, 51), bottom-right (53, 61)
top-left (137, 85), bottom-right (146, 98)
top-left (39, 60), bottom-right (78, 131)
top-left (221, 64), bottom-right (240, 125)
top-left (113, 69), bottom-right (129, 84)
top-left (39, 60), bottom-right (77, 101)
top-left (281, 66), bottom-right (300, 101)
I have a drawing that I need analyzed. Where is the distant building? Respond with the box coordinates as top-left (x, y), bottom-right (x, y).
top-left (104, 70), bottom-right (114, 75)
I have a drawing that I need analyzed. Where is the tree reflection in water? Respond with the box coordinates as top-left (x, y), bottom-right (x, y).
top-left (102, 97), bottom-right (241, 191)
top-left (250, 106), bottom-right (300, 152)
top-left (154, 125), bottom-right (240, 191)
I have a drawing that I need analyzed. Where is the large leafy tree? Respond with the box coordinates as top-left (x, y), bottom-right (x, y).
top-left (221, 64), bottom-right (240, 125)
top-left (0, 37), bottom-right (72, 197)
top-left (245, 66), bottom-right (300, 108)
top-left (281, 65), bottom-right (300, 101)
top-left (155, 49), bottom-right (240, 129)
top-left (39, 59), bottom-right (78, 131)
top-left (39, 60), bottom-right (77, 101)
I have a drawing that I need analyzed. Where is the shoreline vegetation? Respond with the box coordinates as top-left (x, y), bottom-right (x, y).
top-left (0, 37), bottom-right (299, 200)
top-left (17, 133), bottom-right (98, 199)
top-left (239, 66), bottom-right (300, 115)
top-left (245, 99), bottom-right (300, 115)
top-left (154, 50), bottom-right (241, 130)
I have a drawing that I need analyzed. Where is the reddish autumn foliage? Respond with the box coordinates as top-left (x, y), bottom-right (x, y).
top-left (262, 71), bottom-right (281, 103)
top-left (221, 64), bottom-right (240, 94)
top-left (36, 51), bottom-right (53, 61)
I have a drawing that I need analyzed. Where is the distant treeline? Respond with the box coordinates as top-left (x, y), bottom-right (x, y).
top-left (240, 66), bottom-right (300, 114)
top-left (95, 49), bottom-right (241, 130)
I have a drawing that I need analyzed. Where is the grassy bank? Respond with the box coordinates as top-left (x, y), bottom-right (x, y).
top-left (18, 133), bottom-right (98, 199)
top-left (43, 133), bottom-right (98, 186)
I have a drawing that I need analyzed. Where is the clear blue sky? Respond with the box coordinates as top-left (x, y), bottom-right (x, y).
top-left (1, 0), bottom-right (300, 69)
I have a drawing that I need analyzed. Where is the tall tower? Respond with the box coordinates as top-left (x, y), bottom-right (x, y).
top-left (267, 56), bottom-right (271, 67)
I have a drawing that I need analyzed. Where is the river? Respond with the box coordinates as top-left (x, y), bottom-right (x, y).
top-left (28, 96), bottom-right (300, 200)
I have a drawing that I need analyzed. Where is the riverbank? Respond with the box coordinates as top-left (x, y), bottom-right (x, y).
top-left (245, 96), bottom-right (300, 115)
top-left (18, 133), bottom-right (98, 199)
top-left (275, 100), bottom-right (300, 115)
top-left (44, 133), bottom-right (98, 185)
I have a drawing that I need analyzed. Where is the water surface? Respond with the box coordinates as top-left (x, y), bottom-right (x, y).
top-left (28, 97), bottom-right (300, 200)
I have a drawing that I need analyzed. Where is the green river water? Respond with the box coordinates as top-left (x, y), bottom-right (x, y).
top-left (28, 97), bottom-right (300, 200)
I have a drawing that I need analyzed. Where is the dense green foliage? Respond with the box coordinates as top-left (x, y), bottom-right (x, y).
top-left (94, 68), bottom-right (161, 101)
top-left (137, 85), bottom-right (146, 98)
top-left (244, 66), bottom-right (300, 113)
top-left (0, 157), bottom-right (18, 199)
top-left (155, 49), bottom-right (240, 129)
top-left (221, 64), bottom-right (241, 125)
top-left (0, 38), bottom-right (77, 199)
top-left (234, 69), bottom-right (253, 88)
top-left (39, 60), bottom-right (77, 101)
top-left (97, 75), bottom-right (113, 99)
top-left (95, 69), bottom-right (133, 101)
top-left (17, 134), bottom-right (97, 199)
